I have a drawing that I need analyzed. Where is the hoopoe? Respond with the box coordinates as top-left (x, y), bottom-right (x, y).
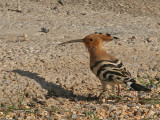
top-left (59, 33), bottom-right (151, 97)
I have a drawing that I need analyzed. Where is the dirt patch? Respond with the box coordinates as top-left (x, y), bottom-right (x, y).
top-left (0, 0), bottom-right (160, 119)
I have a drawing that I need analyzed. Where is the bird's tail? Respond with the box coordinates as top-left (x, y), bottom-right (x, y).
top-left (124, 78), bottom-right (151, 92)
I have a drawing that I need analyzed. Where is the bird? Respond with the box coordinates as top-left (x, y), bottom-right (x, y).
top-left (59, 32), bottom-right (151, 98)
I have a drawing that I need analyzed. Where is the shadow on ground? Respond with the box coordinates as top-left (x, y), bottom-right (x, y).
top-left (12, 69), bottom-right (98, 101)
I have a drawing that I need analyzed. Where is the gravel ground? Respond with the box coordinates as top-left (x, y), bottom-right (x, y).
top-left (0, 0), bottom-right (160, 119)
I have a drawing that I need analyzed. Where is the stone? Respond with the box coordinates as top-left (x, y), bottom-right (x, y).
top-left (26, 116), bottom-right (34, 120)
top-left (19, 112), bottom-right (25, 117)
top-left (155, 104), bottom-right (159, 108)
top-left (71, 114), bottom-right (77, 119)
top-left (24, 105), bottom-right (30, 109)
top-left (116, 110), bottom-right (122, 115)
top-left (110, 105), bottom-right (117, 111)
top-left (41, 27), bottom-right (49, 33)
top-left (132, 36), bottom-right (136, 39)
top-left (102, 98), bottom-right (106, 103)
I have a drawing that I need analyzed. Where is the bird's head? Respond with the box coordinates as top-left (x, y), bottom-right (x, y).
top-left (59, 32), bottom-right (119, 51)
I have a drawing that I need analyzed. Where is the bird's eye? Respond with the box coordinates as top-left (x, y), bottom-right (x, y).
top-left (90, 39), bottom-right (94, 41)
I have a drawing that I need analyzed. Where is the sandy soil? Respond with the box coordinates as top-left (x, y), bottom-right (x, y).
top-left (0, 0), bottom-right (160, 119)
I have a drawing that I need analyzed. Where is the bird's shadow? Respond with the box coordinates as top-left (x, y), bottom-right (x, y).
top-left (12, 69), bottom-right (97, 101)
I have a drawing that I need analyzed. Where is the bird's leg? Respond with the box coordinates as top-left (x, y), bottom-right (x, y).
top-left (117, 84), bottom-right (121, 96)
top-left (97, 81), bottom-right (107, 100)
top-left (111, 85), bottom-right (115, 94)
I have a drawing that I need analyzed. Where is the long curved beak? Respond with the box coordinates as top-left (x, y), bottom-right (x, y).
top-left (59, 39), bottom-right (84, 45)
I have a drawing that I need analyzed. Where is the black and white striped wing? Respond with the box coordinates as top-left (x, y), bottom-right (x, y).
top-left (90, 59), bottom-right (131, 83)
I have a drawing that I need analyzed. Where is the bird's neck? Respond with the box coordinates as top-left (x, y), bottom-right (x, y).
top-left (89, 47), bottom-right (116, 66)
top-left (89, 47), bottom-right (105, 58)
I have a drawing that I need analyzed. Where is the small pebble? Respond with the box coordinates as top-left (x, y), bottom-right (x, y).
top-left (155, 104), bottom-right (159, 108)
top-left (41, 27), bottom-right (49, 33)
top-left (132, 36), bottom-right (136, 39)
top-left (71, 114), bottom-right (77, 119)
top-left (146, 38), bottom-right (151, 42)
top-left (58, 0), bottom-right (64, 5)
top-left (102, 98), bottom-right (105, 103)
top-left (135, 111), bottom-right (141, 116)
top-left (110, 105), bottom-right (117, 112)
top-left (24, 33), bottom-right (28, 38)
top-left (26, 116), bottom-right (34, 120)
top-left (0, 112), bottom-right (3, 115)
top-left (101, 108), bottom-right (106, 114)
top-left (116, 110), bottom-right (121, 115)
top-left (19, 112), bottom-right (25, 117)
top-left (24, 105), bottom-right (30, 109)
